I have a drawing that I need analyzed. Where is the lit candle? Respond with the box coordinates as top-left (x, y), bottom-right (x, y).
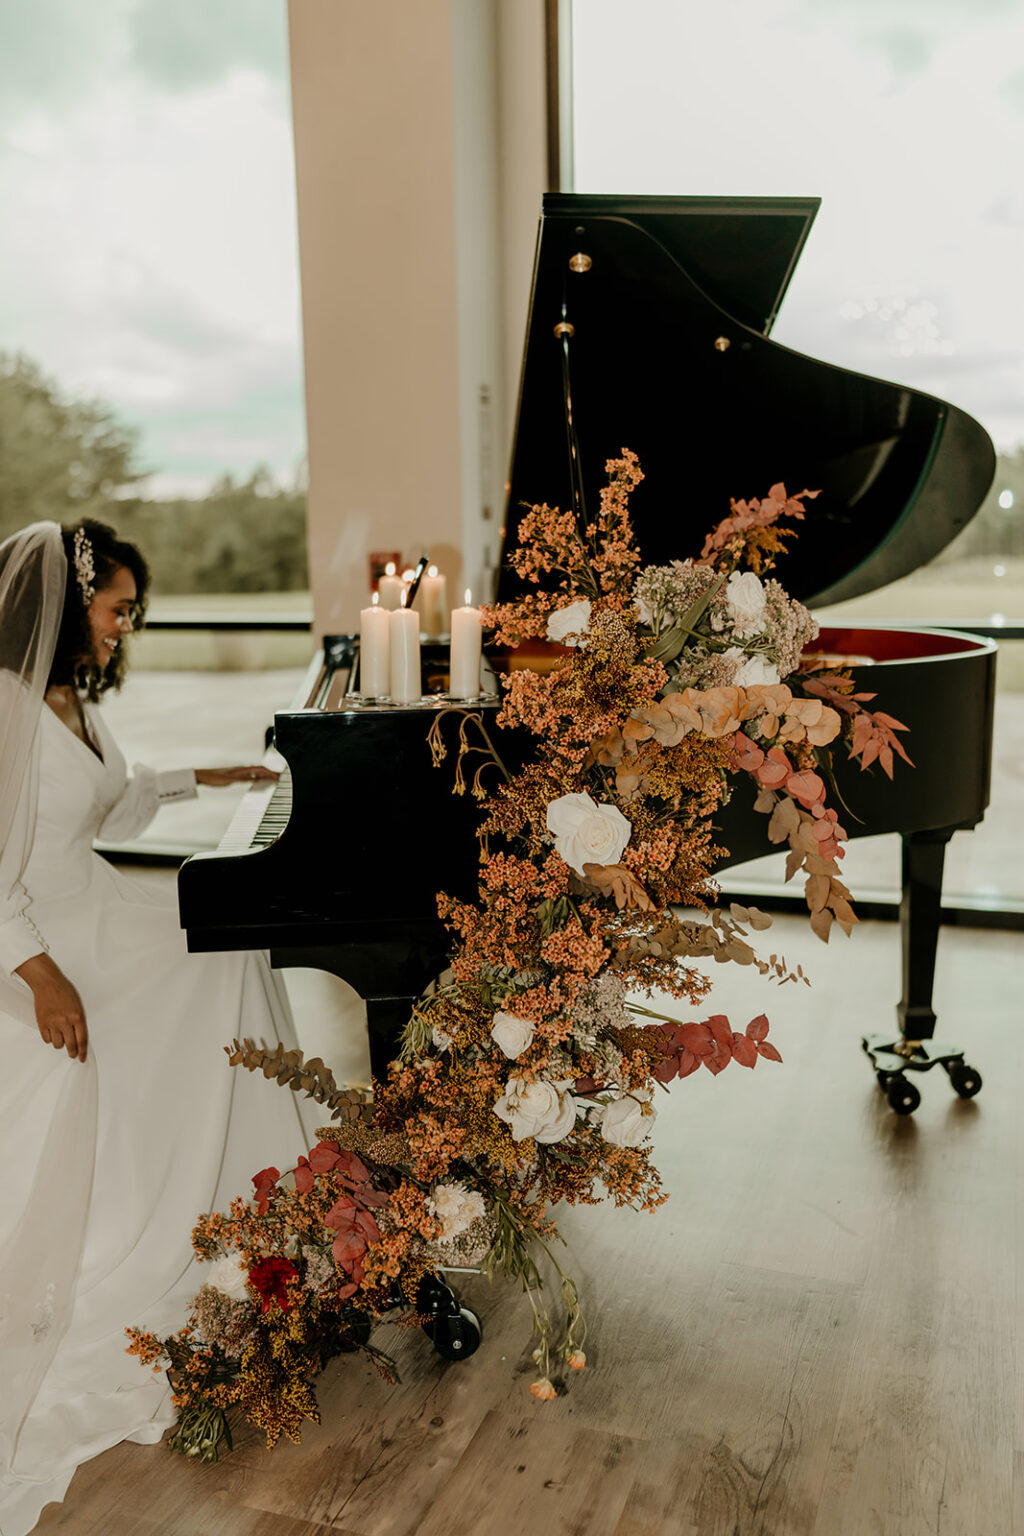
top-left (378, 560), bottom-right (405, 611)
top-left (359, 592), bottom-right (390, 699)
top-left (389, 591), bottom-right (421, 703)
top-left (416, 564), bottom-right (447, 639)
top-left (449, 588), bottom-right (482, 699)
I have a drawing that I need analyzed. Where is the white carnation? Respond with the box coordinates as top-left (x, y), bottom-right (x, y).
top-left (546, 598), bottom-right (592, 647)
top-left (494, 1076), bottom-right (577, 1144)
top-left (726, 650), bottom-right (781, 687)
top-left (429, 1181), bottom-right (486, 1239)
top-left (546, 791), bottom-right (631, 876)
top-left (491, 1011), bottom-right (535, 1060)
top-left (598, 1089), bottom-right (657, 1148)
top-left (724, 570), bottom-right (767, 639)
top-left (205, 1255), bottom-right (249, 1301)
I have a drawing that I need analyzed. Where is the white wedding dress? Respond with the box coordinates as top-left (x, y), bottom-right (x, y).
top-left (0, 701), bottom-right (319, 1536)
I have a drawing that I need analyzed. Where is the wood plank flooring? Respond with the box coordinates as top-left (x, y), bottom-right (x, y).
top-left (33, 916), bottom-right (1022, 1535)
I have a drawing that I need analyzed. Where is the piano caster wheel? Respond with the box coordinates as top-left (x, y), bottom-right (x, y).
top-left (427, 1306), bottom-right (482, 1362)
top-left (886, 1074), bottom-right (921, 1116)
top-left (875, 1069), bottom-right (893, 1091)
top-left (947, 1061), bottom-right (983, 1099)
top-left (416, 1274), bottom-right (482, 1362)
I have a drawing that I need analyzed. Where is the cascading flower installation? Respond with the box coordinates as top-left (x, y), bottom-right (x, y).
top-left (127, 450), bottom-right (910, 1452)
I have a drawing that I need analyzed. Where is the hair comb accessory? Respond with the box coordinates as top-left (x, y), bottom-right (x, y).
top-left (73, 527), bottom-right (95, 603)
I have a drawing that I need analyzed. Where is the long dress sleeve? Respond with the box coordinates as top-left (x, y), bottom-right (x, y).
top-left (95, 764), bottom-right (197, 843)
top-left (0, 744), bottom-right (49, 976)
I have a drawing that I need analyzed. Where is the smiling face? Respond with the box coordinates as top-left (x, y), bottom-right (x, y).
top-left (86, 565), bottom-right (137, 668)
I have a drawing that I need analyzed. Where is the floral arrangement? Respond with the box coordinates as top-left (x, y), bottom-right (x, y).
top-left (128, 451), bottom-right (908, 1452)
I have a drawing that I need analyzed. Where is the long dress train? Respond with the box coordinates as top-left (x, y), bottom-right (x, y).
top-left (0, 703), bottom-right (320, 1536)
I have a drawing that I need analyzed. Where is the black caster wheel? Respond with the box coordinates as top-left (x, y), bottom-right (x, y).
top-left (886, 1074), bottom-right (920, 1115)
top-left (428, 1306), bottom-right (482, 1361)
top-left (875, 1069), bottom-right (892, 1091)
top-left (948, 1062), bottom-right (982, 1099)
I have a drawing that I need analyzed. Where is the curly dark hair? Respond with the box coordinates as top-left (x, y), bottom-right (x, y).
top-left (49, 519), bottom-right (150, 701)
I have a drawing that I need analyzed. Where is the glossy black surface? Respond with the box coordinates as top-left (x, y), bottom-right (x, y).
top-left (499, 194), bottom-right (996, 608)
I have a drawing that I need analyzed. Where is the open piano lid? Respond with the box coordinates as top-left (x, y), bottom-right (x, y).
top-left (497, 194), bottom-right (996, 609)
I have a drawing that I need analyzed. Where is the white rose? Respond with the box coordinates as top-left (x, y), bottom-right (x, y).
top-left (598, 1090), bottom-right (657, 1148)
top-left (205, 1255), bottom-right (250, 1301)
top-left (546, 792), bottom-right (631, 876)
top-left (494, 1076), bottom-right (577, 1143)
top-left (430, 1181), bottom-right (486, 1239)
top-left (546, 598), bottom-right (592, 647)
top-left (724, 571), bottom-right (767, 639)
top-left (491, 1011), bottom-right (535, 1060)
top-left (728, 650), bottom-right (781, 687)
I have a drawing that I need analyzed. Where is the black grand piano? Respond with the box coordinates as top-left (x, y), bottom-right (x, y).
top-left (179, 194), bottom-right (997, 1109)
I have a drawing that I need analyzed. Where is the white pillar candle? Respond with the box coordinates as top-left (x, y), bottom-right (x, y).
top-left (389, 594), bottom-right (421, 703)
top-left (417, 565), bottom-right (448, 638)
top-left (449, 588), bottom-right (482, 698)
top-left (359, 593), bottom-right (391, 698)
top-left (378, 560), bottom-right (405, 611)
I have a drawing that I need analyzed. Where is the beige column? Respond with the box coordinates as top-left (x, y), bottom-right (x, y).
top-left (288, 0), bottom-right (548, 639)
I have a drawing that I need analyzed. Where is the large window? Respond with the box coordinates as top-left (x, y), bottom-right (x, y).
top-left (0, 1), bottom-right (310, 626)
top-left (571, 0), bottom-right (1024, 906)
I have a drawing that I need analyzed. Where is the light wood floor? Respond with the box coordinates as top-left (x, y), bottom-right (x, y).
top-left (35, 916), bottom-right (1022, 1535)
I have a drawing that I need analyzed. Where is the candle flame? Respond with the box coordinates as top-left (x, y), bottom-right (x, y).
top-left (385, 561), bottom-right (396, 576)
top-left (400, 589), bottom-right (408, 607)
top-left (465, 588), bottom-right (472, 606)
top-left (428, 564), bottom-right (438, 577)
top-left (371, 591), bottom-right (379, 607)
top-left (402, 568), bottom-right (415, 582)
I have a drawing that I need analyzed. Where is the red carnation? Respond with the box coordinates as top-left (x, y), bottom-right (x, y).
top-left (248, 1256), bottom-right (298, 1313)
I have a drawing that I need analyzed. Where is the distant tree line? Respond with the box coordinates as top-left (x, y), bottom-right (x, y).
top-left (1, 350), bottom-right (1022, 593)
top-left (0, 352), bottom-right (309, 593)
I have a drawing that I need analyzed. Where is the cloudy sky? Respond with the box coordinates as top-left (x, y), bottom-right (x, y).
top-left (0, 0), bottom-right (302, 496)
top-left (0, 0), bottom-right (1021, 501)
top-left (573, 0), bottom-right (1024, 454)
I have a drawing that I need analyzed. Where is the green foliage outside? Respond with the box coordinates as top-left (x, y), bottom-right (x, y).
top-left (0, 351), bottom-right (309, 594)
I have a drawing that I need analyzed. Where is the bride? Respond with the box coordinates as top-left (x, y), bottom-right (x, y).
top-left (0, 520), bottom-right (319, 1535)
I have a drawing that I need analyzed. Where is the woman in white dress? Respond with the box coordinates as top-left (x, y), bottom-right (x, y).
top-left (0, 520), bottom-right (319, 1536)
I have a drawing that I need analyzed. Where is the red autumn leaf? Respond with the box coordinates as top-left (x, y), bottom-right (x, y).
top-left (251, 1166), bottom-right (280, 1215)
top-left (574, 1075), bottom-right (603, 1094)
top-left (679, 1021), bottom-right (714, 1054)
top-left (293, 1157), bottom-right (315, 1194)
top-left (332, 1230), bottom-right (368, 1268)
top-left (746, 1014), bottom-right (770, 1041)
top-left (359, 1186), bottom-right (390, 1209)
top-left (732, 731), bottom-right (765, 772)
top-left (730, 1034), bottom-right (758, 1068)
top-left (336, 1280), bottom-right (359, 1302)
top-left (355, 1209), bottom-right (382, 1243)
top-left (677, 1049), bottom-right (701, 1078)
top-left (755, 747), bottom-right (791, 788)
top-left (307, 1141), bottom-right (344, 1174)
top-left (324, 1194), bottom-right (356, 1230)
top-left (786, 770), bottom-right (825, 808)
top-left (755, 1040), bottom-right (783, 1063)
top-left (652, 1054), bottom-right (680, 1083)
top-left (702, 1040), bottom-right (732, 1075)
top-left (707, 1014), bottom-right (733, 1048)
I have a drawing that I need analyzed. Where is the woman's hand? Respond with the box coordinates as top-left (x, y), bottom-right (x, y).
top-left (195, 766), bottom-right (279, 788)
top-left (15, 953), bottom-right (89, 1062)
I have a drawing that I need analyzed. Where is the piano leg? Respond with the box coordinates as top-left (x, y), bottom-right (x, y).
top-left (897, 829), bottom-right (952, 1041)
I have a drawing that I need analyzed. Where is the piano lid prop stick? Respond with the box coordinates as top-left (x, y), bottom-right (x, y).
top-left (378, 561), bottom-right (405, 611)
top-left (359, 592), bottom-right (391, 699)
top-left (449, 589), bottom-right (482, 699)
top-left (418, 564), bottom-right (447, 639)
top-left (405, 554), bottom-right (430, 611)
top-left (389, 591), bottom-right (422, 703)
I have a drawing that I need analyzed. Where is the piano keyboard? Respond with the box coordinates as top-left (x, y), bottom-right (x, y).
top-left (216, 770), bottom-right (293, 854)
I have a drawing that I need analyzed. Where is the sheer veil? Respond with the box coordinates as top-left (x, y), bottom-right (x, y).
top-left (0, 522), bottom-right (100, 1493)
top-left (0, 522), bottom-right (66, 883)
